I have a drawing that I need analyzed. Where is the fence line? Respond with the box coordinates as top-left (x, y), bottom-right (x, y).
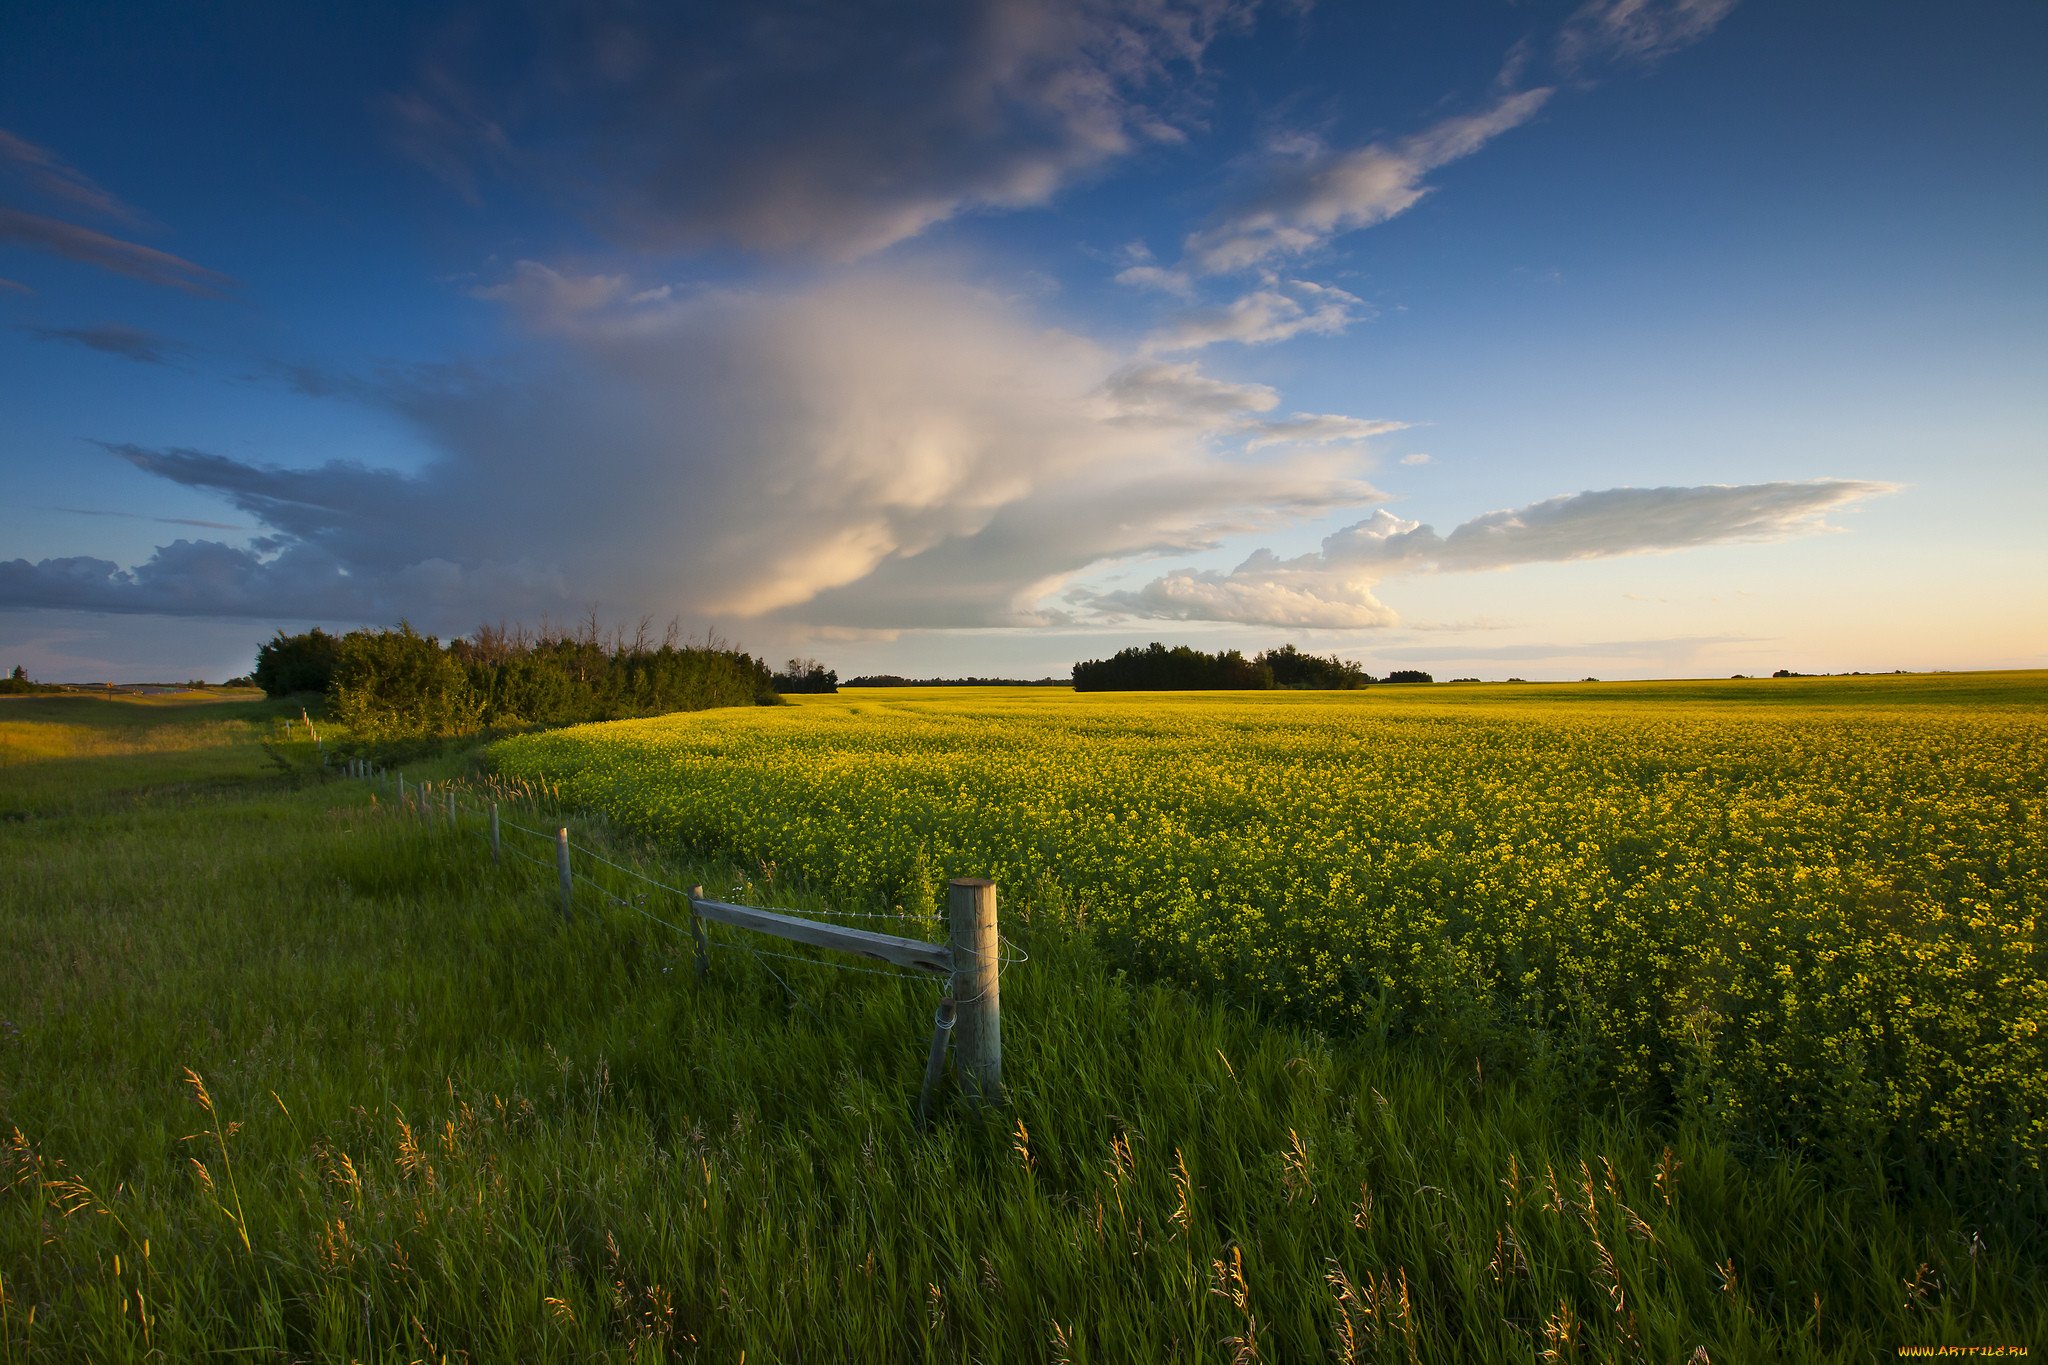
top-left (331, 757), bottom-right (1010, 1117)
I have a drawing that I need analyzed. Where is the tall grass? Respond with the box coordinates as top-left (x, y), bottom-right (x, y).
top-left (0, 693), bottom-right (2040, 1359)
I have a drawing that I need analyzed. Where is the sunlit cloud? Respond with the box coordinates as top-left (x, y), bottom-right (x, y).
top-left (4, 269), bottom-right (1385, 634)
top-left (1088, 480), bottom-right (1896, 627)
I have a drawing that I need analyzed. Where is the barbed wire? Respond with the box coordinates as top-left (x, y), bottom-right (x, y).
top-left (345, 766), bottom-right (1018, 1008)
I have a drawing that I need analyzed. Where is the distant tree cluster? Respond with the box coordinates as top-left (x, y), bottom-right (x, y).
top-left (1260, 644), bottom-right (1373, 689)
top-left (1, 664), bottom-right (62, 695)
top-left (257, 619), bottom-right (780, 740)
top-left (843, 675), bottom-right (1067, 687)
top-left (772, 658), bottom-right (839, 694)
top-left (1071, 642), bottom-right (1411, 692)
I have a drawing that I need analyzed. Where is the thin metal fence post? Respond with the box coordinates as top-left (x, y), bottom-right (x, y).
top-left (947, 878), bottom-right (1002, 1105)
top-left (556, 828), bottom-right (574, 922)
top-left (688, 884), bottom-right (710, 979)
top-left (918, 996), bottom-right (958, 1128)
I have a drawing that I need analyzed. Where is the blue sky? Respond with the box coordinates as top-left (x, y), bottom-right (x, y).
top-left (3, 0), bottom-right (2043, 682)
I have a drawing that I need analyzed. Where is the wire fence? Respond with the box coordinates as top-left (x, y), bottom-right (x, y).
top-left (336, 758), bottom-right (1022, 1112)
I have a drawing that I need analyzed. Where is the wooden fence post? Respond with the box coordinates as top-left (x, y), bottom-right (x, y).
top-left (556, 828), bottom-right (574, 922)
top-left (396, 772), bottom-right (405, 806)
top-left (446, 789), bottom-right (456, 825)
top-left (489, 802), bottom-right (501, 863)
top-left (947, 878), bottom-right (1002, 1105)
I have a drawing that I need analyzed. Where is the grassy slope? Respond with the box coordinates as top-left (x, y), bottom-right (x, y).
top-left (0, 690), bottom-right (2040, 1360)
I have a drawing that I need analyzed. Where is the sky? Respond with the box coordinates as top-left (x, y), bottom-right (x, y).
top-left (2, 0), bottom-right (2044, 684)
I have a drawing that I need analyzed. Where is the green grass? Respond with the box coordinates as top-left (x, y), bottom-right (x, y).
top-left (1, 691), bottom-right (2042, 1360)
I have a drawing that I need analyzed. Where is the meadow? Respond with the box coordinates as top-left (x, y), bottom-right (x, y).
top-left (1, 682), bottom-right (2042, 1359)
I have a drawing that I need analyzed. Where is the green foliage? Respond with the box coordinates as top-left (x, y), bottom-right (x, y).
top-left (1072, 640), bottom-right (1272, 690)
top-left (0, 665), bottom-right (62, 695)
top-left (331, 623), bottom-right (482, 740)
top-left (252, 627), bottom-right (343, 697)
top-left (1260, 643), bottom-right (1372, 689)
top-left (1073, 642), bottom-right (1380, 690)
top-left (318, 621), bottom-right (780, 741)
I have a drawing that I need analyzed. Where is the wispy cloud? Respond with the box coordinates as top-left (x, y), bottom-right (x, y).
top-left (26, 322), bottom-right (182, 365)
top-left (0, 128), bottom-right (145, 225)
top-left (49, 506), bottom-right (248, 532)
top-left (1087, 481), bottom-right (1896, 627)
top-left (1557, 0), bottom-right (1740, 72)
top-left (0, 208), bottom-right (231, 294)
top-left (1183, 88), bottom-right (1553, 274)
top-left (389, 0), bottom-right (1261, 261)
top-left (1143, 279), bottom-right (1364, 352)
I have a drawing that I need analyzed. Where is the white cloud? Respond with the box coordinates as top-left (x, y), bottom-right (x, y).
top-left (1091, 481), bottom-right (1896, 627)
top-left (1184, 88), bottom-right (1553, 273)
top-left (6, 269), bottom-right (1382, 636)
top-left (1244, 413), bottom-right (1409, 451)
top-left (1114, 264), bottom-right (1196, 298)
top-left (1142, 280), bottom-right (1364, 352)
top-left (1097, 360), bottom-right (1279, 424)
top-left (1400, 452), bottom-right (1432, 466)
top-left (471, 260), bottom-right (629, 322)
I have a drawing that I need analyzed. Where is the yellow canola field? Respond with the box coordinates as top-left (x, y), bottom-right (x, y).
top-left (492, 676), bottom-right (2046, 1175)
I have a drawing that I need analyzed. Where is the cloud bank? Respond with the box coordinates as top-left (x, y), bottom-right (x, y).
top-left (1, 270), bottom-right (1387, 632)
top-left (1087, 480), bottom-right (1895, 627)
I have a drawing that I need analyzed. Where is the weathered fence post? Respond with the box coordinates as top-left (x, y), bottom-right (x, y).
top-left (489, 802), bottom-right (501, 863)
top-left (446, 789), bottom-right (456, 825)
top-left (396, 771), bottom-right (405, 806)
top-left (688, 884), bottom-right (710, 979)
top-left (556, 828), bottom-right (574, 922)
top-left (947, 877), bottom-right (1002, 1105)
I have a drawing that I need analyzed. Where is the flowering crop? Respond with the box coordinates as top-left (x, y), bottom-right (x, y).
top-left (492, 677), bottom-right (2047, 1179)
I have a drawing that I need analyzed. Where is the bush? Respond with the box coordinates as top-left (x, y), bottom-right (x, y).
top-left (330, 624), bottom-right (481, 740)
top-left (252, 628), bottom-right (342, 697)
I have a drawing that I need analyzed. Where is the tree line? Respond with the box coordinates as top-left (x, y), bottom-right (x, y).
top-left (1071, 642), bottom-right (1430, 691)
top-left (254, 622), bottom-right (784, 740)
